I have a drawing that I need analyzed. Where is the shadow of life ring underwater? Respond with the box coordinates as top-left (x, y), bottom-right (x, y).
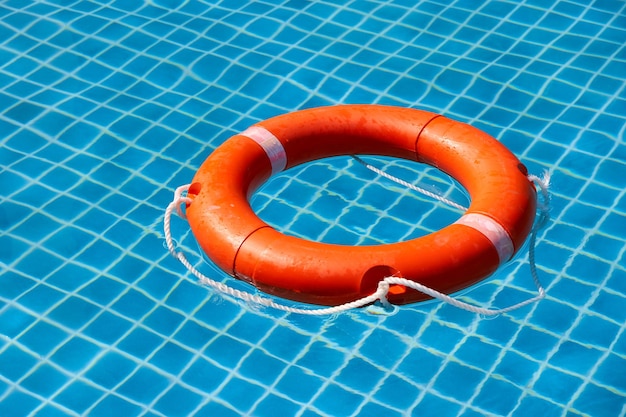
top-left (184, 104), bottom-right (538, 307)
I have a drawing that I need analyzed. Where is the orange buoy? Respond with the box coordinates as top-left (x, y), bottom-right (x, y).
top-left (186, 105), bottom-right (536, 306)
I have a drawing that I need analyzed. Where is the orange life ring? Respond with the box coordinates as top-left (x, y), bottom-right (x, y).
top-left (186, 105), bottom-right (537, 306)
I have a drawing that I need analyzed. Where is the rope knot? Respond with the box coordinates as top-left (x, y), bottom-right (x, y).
top-left (172, 184), bottom-right (192, 219)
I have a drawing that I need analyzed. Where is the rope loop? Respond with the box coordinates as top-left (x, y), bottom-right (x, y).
top-left (163, 167), bottom-right (551, 316)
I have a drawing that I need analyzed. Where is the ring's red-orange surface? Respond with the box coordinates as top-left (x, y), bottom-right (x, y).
top-left (186, 105), bottom-right (537, 305)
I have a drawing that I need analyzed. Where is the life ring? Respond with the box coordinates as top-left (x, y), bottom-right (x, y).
top-left (186, 105), bottom-right (537, 306)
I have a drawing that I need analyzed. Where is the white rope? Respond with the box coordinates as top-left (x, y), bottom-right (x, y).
top-left (351, 155), bottom-right (468, 211)
top-left (163, 171), bottom-right (550, 316)
top-left (164, 187), bottom-right (380, 315)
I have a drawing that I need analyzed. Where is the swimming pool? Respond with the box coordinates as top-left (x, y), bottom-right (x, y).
top-left (1, 0), bottom-right (625, 416)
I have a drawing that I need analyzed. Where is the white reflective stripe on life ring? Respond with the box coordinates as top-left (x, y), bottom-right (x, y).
top-left (241, 125), bottom-right (287, 175)
top-left (455, 213), bottom-right (515, 264)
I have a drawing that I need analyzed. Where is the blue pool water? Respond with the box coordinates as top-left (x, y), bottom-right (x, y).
top-left (1, 0), bottom-right (625, 416)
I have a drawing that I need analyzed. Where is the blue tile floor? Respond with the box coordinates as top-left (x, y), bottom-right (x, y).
top-left (1, 0), bottom-right (625, 416)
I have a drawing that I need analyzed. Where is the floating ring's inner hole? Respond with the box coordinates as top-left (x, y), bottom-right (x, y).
top-left (250, 155), bottom-right (470, 245)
